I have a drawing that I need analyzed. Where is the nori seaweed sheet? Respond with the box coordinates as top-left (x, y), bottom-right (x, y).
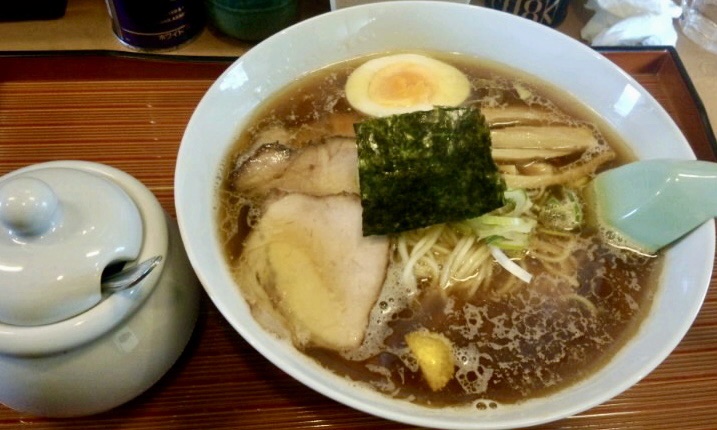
top-left (356, 107), bottom-right (506, 236)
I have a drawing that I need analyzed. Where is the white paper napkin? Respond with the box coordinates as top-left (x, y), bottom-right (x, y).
top-left (581, 0), bottom-right (682, 46)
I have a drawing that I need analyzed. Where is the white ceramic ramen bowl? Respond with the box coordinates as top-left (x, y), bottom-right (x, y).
top-left (175, 2), bottom-right (715, 428)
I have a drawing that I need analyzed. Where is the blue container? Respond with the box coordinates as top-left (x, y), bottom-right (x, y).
top-left (106, 0), bottom-right (205, 50)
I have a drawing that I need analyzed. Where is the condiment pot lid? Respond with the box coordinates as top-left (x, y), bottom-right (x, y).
top-left (0, 166), bottom-right (142, 326)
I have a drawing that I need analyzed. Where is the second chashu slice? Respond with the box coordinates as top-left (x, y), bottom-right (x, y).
top-left (240, 192), bottom-right (389, 351)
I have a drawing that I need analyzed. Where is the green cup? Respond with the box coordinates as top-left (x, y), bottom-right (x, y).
top-left (205, 0), bottom-right (298, 41)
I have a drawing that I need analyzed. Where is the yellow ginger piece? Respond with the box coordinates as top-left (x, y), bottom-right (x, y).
top-left (405, 330), bottom-right (455, 391)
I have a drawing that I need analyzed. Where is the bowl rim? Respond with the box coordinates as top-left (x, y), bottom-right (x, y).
top-left (175, 2), bottom-right (715, 428)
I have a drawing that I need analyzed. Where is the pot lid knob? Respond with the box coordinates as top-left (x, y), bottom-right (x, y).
top-left (0, 167), bottom-right (143, 326)
top-left (0, 177), bottom-right (60, 236)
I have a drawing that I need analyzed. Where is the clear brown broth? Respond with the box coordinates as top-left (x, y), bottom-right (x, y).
top-left (218, 51), bottom-right (662, 407)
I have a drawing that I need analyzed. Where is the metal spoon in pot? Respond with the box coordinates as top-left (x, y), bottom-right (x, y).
top-left (585, 159), bottom-right (717, 255)
top-left (101, 255), bottom-right (163, 293)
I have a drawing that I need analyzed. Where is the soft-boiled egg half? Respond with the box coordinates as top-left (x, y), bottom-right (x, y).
top-left (345, 53), bottom-right (471, 117)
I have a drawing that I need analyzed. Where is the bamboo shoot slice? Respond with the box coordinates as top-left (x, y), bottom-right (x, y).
top-left (492, 147), bottom-right (576, 161)
top-left (481, 105), bottom-right (556, 127)
top-left (491, 126), bottom-right (597, 151)
top-left (502, 150), bottom-right (615, 188)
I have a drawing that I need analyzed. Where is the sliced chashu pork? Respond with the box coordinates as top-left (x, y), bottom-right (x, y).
top-left (233, 137), bottom-right (359, 197)
top-left (236, 192), bottom-right (389, 351)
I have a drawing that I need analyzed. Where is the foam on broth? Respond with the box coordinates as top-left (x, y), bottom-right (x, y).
top-left (217, 51), bottom-right (661, 408)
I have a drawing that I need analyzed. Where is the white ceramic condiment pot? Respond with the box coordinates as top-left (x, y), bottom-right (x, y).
top-left (0, 160), bottom-right (200, 417)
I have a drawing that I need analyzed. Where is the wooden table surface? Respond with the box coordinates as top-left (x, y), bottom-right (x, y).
top-left (0, 48), bottom-right (715, 429)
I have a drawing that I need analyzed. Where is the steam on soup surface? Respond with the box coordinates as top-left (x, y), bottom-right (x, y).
top-left (217, 52), bottom-right (661, 408)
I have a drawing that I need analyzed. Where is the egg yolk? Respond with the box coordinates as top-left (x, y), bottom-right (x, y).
top-left (367, 64), bottom-right (437, 108)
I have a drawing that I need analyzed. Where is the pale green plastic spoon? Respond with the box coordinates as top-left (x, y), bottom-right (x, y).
top-left (586, 159), bottom-right (717, 254)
